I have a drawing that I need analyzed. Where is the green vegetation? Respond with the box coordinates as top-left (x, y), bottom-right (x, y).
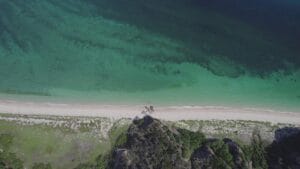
top-left (113, 132), bottom-right (127, 148)
top-left (208, 140), bottom-right (234, 168)
top-left (241, 131), bottom-right (268, 169)
top-left (0, 133), bottom-right (24, 169)
top-left (211, 158), bottom-right (231, 169)
top-left (72, 120), bottom-right (130, 169)
top-left (32, 163), bottom-right (52, 169)
top-left (250, 132), bottom-right (268, 169)
top-left (108, 121), bottom-right (130, 148)
top-left (0, 151), bottom-right (24, 169)
top-left (0, 115), bottom-right (296, 169)
top-left (75, 136), bottom-right (128, 169)
top-left (73, 156), bottom-right (109, 169)
top-left (0, 133), bottom-right (13, 150)
top-left (177, 128), bottom-right (206, 158)
top-left (0, 118), bottom-right (119, 169)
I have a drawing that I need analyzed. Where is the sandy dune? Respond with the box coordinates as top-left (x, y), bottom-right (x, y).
top-left (0, 99), bottom-right (299, 124)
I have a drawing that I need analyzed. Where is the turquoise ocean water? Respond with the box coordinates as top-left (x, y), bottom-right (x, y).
top-left (0, 0), bottom-right (299, 111)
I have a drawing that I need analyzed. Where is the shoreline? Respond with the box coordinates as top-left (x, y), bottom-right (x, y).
top-left (0, 99), bottom-right (300, 124)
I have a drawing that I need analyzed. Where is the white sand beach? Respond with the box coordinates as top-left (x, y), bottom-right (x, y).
top-left (0, 99), bottom-right (299, 124)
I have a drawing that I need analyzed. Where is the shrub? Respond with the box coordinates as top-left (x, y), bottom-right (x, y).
top-left (0, 151), bottom-right (23, 169)
top-left (177, 128), bottom-right (205, 158)
top-left (208, 140), bottom-right (234, 167)
top-left (32, 163), bottom-right (52, 169)
top-left (250, 132), bottom-right (268, 169)
top-left (0, 134), bottom-right (23, 169)
top-left (0, 134), bottom-right (13, 150)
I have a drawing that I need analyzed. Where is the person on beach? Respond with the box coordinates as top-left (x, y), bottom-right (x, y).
top-left (141, 105), bottom-right (155, 114)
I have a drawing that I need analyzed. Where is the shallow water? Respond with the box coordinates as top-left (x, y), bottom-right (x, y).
top-left (0, 0), bottom-right (299, 111)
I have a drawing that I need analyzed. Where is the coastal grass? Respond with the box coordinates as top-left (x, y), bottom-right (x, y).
top-left (0, 119), bottom-right (111, 169)
top-left (0, 114), bottom-right (298, 168)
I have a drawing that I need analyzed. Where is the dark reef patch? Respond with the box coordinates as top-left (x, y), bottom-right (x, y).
top-left (1, 0), bottom-right (299, 79)
top-left (88, 0), bottom-right (300, 77)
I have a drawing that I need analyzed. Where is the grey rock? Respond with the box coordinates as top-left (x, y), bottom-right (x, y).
top-left (111, 116), bottom-right (190, 169)
top-left (191, 145), bottom-right (215, 169)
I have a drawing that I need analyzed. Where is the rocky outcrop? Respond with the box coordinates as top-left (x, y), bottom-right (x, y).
top-left (191, 138), bottom-right (251, 169)
top-left (191, 145), bottom-right (215, 169)
top-left (267, 127), bottom-right (300, 169)
top-left (110, 116), bottom-right (252, 169)
top-left (80, 116), bottom-right (300, 169)
top-left (224, 138), bottom-right (251, 169)
top-left (111, 116), bottom-right (190, 169)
